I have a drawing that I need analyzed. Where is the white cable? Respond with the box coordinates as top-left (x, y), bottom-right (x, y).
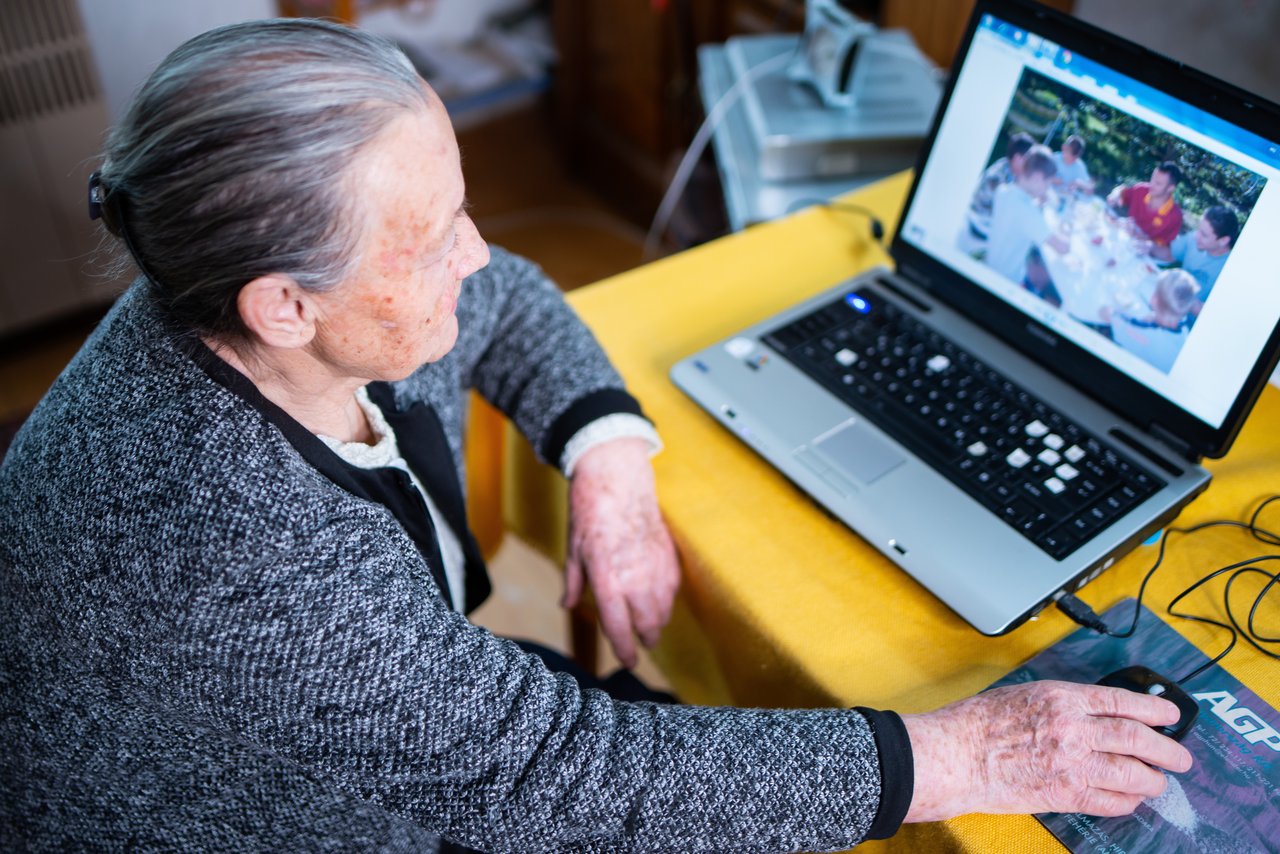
top-left (643, 48), bottom-right (795, 261)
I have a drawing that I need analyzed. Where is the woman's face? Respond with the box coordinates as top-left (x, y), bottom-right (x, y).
top-left (309, 95), bottom-right (489, 382)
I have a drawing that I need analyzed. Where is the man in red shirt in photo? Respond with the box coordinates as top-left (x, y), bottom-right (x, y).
top-left (1107, 161), bottom-right (1184, 247)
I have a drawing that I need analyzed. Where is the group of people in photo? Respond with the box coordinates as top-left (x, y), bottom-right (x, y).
top-left (962, 128), bottom-right (1243, 373)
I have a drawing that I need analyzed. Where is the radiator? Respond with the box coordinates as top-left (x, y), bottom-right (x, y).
top-left (0, 0), bottom-right (117, 336)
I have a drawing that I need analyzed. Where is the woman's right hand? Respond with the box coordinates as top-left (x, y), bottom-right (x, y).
top-left (901, 680), bottom-right (1193, 822)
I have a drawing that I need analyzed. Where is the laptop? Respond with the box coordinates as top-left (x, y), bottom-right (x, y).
top-left (671, 0), bottom-right (1280, 635)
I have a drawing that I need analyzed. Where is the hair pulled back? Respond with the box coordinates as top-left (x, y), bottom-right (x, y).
top-left (97, 18), bottom-right (427, 341)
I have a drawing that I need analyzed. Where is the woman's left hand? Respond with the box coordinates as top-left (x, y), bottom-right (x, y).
top-left (564, 437), bottom-right (680, 669)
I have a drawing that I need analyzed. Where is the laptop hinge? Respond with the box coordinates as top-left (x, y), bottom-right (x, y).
top-left (896, 265), bottom-right (933, 292)
top-left (1110, 424), bottom-right (1195, 472)
top-left (876, 275), bottom-right (932, 313)
top-left (1146, 422), bottom-right (1200, 463)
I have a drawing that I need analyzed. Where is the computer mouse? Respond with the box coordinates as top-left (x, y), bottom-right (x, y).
top-left (1096, 665), bottom-right (1199, 742)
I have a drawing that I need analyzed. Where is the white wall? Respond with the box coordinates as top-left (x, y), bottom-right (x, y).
top-left (77, 0), bottom-right (276, 123)
top-left (77, 0), bottom-right (530, 125)
top-left (1074, 0), bottom-right (1280, 103)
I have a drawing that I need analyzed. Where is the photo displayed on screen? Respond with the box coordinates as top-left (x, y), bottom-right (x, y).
top-left (955, 67), bottom-right (1265, 375)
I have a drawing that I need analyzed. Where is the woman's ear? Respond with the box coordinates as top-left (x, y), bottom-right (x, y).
top-left (236, 275), bottom-right (317, 349)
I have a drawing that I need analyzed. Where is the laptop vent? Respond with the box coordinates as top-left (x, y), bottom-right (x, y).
top-left (0, 0), bottom-right (101, 126)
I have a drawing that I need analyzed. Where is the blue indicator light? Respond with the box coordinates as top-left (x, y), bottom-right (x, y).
top-left (845, 293), bottom-right (871, 313)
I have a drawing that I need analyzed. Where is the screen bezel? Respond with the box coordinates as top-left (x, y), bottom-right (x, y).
top-left (888, 0), bottom-right (1280, 459)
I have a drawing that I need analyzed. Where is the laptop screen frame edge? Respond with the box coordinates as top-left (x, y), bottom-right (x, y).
top-left (886, 0), bottom-right (1280, 460)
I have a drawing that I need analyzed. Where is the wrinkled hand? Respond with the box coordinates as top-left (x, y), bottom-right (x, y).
top-left (902, 680), bottom-right (1194, 822)
top-left (565, 438), bottom-right (680, 668)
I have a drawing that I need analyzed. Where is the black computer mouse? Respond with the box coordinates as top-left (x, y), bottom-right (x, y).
top-left (1096, 665), bottom-right (1200, 742)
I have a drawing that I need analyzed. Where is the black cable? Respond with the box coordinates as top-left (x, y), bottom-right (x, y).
top-left (1249, 496), bottom-right (1280, 546)
top-left (1054, 494), bottom-right (1280, 686)
top-left (786, 197), bottom-right (887, 245)
top-left (1225, 565), bottom-right (1280, 657)
top-left (1165, 555), bottom-right (1279, 684)
top-left (1249, 567), bottom-right (1280, 644)
top-left (1053, 590), bottom-right (1109, 634)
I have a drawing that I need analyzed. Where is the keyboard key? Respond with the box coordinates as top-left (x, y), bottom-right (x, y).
top-left (999, 504), bottom-right (1023, 523)
top-left (1039, 529), bottom-right (1077, 559)
top-left (1073, 479), bottom-right (1101, 502)
top-left (1002, 498), bottom-right (1037, 524)
top-left (1020, 511), bottom-right (1052, 537)
top-left (1019, 480), bottom-right (1047, 502)
top-left (763, 290), bottom-right (1166, 562)
top-left (1068, 515), bottom-right (1096, 536)
top-left (1128, 469), bottom-right (1157, 491)
top-left (1006, 448), bottom-right (1032, 468)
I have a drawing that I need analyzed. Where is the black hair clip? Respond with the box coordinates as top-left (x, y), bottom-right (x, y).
top-left (88, 170), bottom-right (104, 221)
top-left (89, 171), bottom-right (125, 239)
top-left (86, 170), bottom-right (156, 283)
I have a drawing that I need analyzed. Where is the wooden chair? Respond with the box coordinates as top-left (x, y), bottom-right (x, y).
top-left (465, 393), bottom-right (600, 674)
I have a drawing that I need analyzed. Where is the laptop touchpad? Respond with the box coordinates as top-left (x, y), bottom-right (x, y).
top-left (814, 422), bottom-right (905, 485)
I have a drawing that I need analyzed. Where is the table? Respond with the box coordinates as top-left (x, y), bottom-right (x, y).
top-left (489, 172), bottom-right (1280, 852)
top-left (1042, 194), bottom-right (1163, 326)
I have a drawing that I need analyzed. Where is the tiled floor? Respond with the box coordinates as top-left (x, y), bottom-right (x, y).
top-left (0, 101), bottom-right (670, 690)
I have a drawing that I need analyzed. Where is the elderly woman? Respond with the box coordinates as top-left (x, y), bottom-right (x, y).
top-left (0, 19), bottom-right (1192, 853)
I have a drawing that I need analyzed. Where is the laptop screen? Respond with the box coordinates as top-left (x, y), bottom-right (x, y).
top-left (896, 7), bottom-right (1280, 440)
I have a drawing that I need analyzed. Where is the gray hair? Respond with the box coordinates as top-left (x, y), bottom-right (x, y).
top-left (96, 18), bottom-right (428, 341)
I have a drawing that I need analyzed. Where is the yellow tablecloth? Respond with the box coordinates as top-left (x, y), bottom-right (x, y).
top-left (489, 172), bottom-right (1280, 851)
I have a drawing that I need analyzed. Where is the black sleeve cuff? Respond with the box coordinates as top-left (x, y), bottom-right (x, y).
top-left (854, 707), bottom-right (914, 841)
top-left (539, 387), bottom-right (647, 469)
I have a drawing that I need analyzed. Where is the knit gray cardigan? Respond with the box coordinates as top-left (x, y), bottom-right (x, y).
top-left (0, 248), bottom-right (910, 852)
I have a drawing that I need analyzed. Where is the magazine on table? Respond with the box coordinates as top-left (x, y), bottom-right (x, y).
top-left (991, 598), bottom-right (1280, 853)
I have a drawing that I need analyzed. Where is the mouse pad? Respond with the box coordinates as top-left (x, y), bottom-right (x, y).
top-left (990, 598), bottom-right (1280, 854)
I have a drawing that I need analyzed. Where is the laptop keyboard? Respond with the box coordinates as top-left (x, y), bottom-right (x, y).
top-left (762, 285), bottom-right (1165, 560)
